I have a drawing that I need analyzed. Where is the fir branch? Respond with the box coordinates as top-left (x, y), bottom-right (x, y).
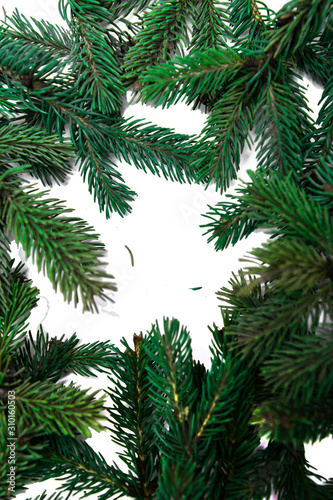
top-left (265, 0), bottom-right (332, 58)
top-left (140, 48), bottom-right (244, 109)
top-left (106, 0), bottom-right (153, 19)
top-left (0, 25), bottom-right (66, 83)
top-left (13, 328), bottom-right (115, 383)
top-left (258, 442), bottom-right (332, 500)
top-left (228, 0), bottom-right (274, 43)
top-left (110, 118), bottom-right (198, 182)
top-left (4, 9), bottom-right (72, 57)
top-left (0, 121), bottom-right (74, 185)
top-left (194, 73), bottom-right (255, 191)
top-left (0, 260), bottom-right (39, 367)
top-left (12, 379), bottom-right (107, 437)
top-left (0, 169), bottom-right (116, 312)
top-left (242, 237), bottom-right (332, 295)
top-left (107, 333), bottom-right (160, 498)
top-left (262, 331), bottom-right (333, 403)
top-left (157, 459), bottom-right (206, 500)
top-left (25, 493), bottom-right (65, 500)
top-left (32, 434), bottom-right (126, 499)
top-left (76, 139), bottom-right (136, 218)
top-left (242, 170), bottom-right (333, 251)
top-left (122, 0), bottom-right (192, 87)
top-left (305, 73), bottom-right (333, 172)
top-left (202, 196), bottom-right (259, 251)
top-left (255, 397), bottom-right (333, 445)
top-left (0, 414), bottom-right (49, 498)
top-left (144, 318), bottom-right (196, 437)
top-left (223, 290), bottom-right (331, 364)
top-left (254, 69), bottom-right (313, 179)
top-left (293, 41), bottom-right (331, 85)
top-left (66, 0), bottom-right (125, 115)
top-left (0, 228), bottom-right (13, 316)
top-left (189, 0), bottom-right (230, 52)
top-left (307, 156), bottom-right (333, 208)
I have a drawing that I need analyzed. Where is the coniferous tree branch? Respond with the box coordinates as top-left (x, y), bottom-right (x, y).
top-left (11, 379), bottom-right (107, 437)
top-left (24, 434), bottom-right (126, 499)
top-left (106, 0), bottom-right (153, 19)
top-left (122, 0), bottom-right (193, 89)
top-left (0, 169), bottom-right (116, 312)
top-left (141, 48), bottom-right (245, 110)
top-left (0, 121), bottom-right (74, 185)
top-left (106, 332), bottom-right (160, 498)
top-left (189, 0), bottom-right (230, 52)
top-left (264, 0), bottom-right (332, 58)
top-left (12, 328), bottom-right (115, 383)
top-left (194, 73), bottom-right (255, 190)
top-left (61, 0), bottom-right (125, 115)
top-left (0, 253), bottom-right (39, 366)
top-left (262, 331), bottom-right (333, 404)
top-left (4, 9), bottom-right (72, 57)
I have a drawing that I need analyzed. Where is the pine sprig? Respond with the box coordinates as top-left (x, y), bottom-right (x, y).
top-left (141, 48), bottom-right (244, 109)
top-left (195, 74), bottom-right (254, 190)
top-left (189, 0), bottom-right (230, 52)
top-left (122, 0), bottom-right (192, 88)
top-left (0, 121), bottom-right (74, 185)
top-left (0, 258), bottom-right (39, 366)
top-left (29, 434), bottom-right (123, 499)
top-left (265, 0), bottom-right (332, 58)
top-left (12, 328), bottom-right (115, 383)
top-left (13, 379), bottom-right (107, 437)
top-left (0, 169), bottom-right (116, 312)
top-left (107, 332), bottom-right (160, 498)
top-left (4, 9), bottom-right (72, 57)
top-left (65, 0), bottom-right (125, 115)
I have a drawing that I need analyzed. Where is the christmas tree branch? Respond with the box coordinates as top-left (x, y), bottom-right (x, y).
top-left (0, 169), bottom-right (116, 312)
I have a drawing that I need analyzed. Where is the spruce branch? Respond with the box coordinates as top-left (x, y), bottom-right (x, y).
top-left (0, 121), bottom-right (74, 185)
top-left (258, 441), bottom-right (332, 499)
top-left (194, 74), bottom-right (255, 190)
top-left (254, 69), bottom-right (313, 178)
top-left (0, 413), bottom-right (50, 498)
top-left (0, 256), bottom-right (39, 367)
top-left (12, 328), bottom-right (115, 383)
top-left (4, 9), bottom-right (72, 57)
top-left (140, 48), bottom-right (245, 109)
top-left (265, 0), bottom-right (332, 58)
top-left (110, 119), bottom-right (198, 183)
top-left (201, 196), bottom-right (259, 251)
top-left (262, 331), bottom-right (333, 403)
top-left (241, 170), bottom-right (333, 251)
top-left (0, 169), bottom-right (116, 312)
top-left (64, 0), bottom-right (125, 115)
top-left (107, 332), bottom-right (160, 498)
top-left (189, 0), bottom-right (230, 52)
top-left (11, 379), bottom-right (107, 437)
top-left (228, 0), bottom-right (270, 40)
top-left (28, 434), bottom-right (124, 499)
top-left (122, 0), bottom-right (192, 88)
top-left (106, 0), bottom-right (153, 19)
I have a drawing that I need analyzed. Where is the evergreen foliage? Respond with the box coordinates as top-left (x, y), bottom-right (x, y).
top-left (0, 0), bottom-right (333, 499)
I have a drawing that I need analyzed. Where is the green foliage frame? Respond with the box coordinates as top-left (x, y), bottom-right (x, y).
top-left (0, 0), bottom-right (333, 499)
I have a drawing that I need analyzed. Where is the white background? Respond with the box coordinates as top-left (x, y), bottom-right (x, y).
top-left (2, 1), bottom-right (332, 498)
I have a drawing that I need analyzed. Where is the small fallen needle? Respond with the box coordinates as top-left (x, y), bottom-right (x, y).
top-left (2, 6), bottom-right (6, 23)
top-left (190, 287), bottom-right (202, 291)
top-left (125, 245), bottom-right (134, 267)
